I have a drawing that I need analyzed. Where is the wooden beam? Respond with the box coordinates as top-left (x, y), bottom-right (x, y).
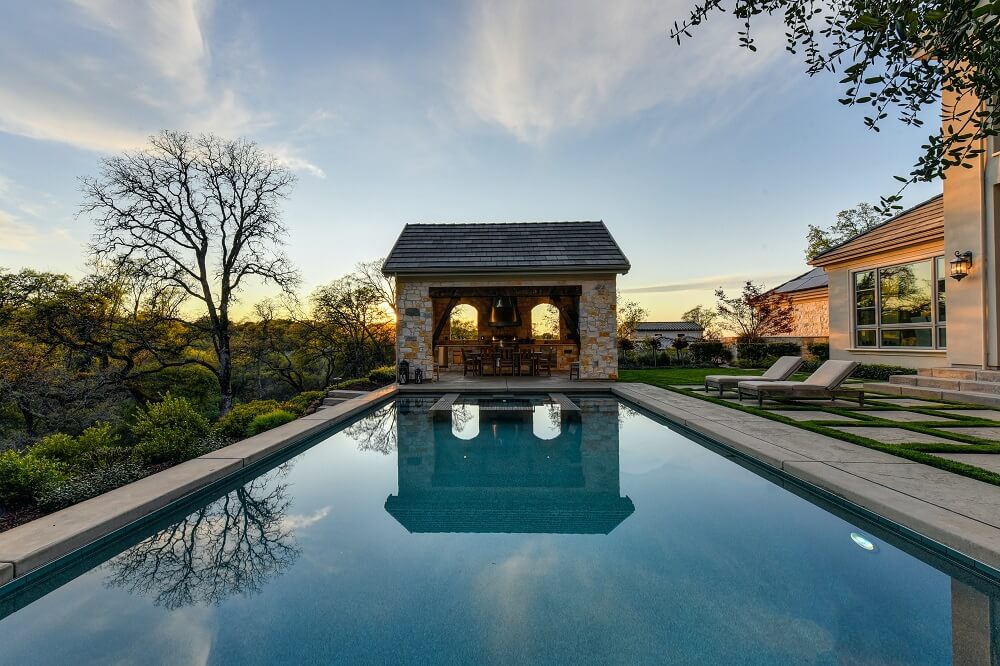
top-left (429, 285), bottom-right (582, 298)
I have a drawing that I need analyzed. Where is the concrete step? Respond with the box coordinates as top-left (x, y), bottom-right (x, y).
top-left (959, 380), bottom-right (1000, 395)
top-left (888, 375), bottom-right (919, 386)
top-left (865, 382), bottom-right (1000, 408)
top-left (976, 370), bottom-right (1000, 382)
top-left (327, 390), bottom-right (367, 399)
top-left (923, 367), bottom-right (978, 380)
top-left (321, 397), bottom-right (348, 406)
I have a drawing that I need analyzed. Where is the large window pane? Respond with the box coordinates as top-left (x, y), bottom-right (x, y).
top-left (880, 261), bottom-right (932, 324)
top-left (856, 329), bottom-right (877, 347)
top-left (936, 256), bottom-right (946, 322)
top-left (881, 328), bottom-right (933, 347)
top-left (854, 270), bottom-right (876, 328)
top-left (938, 327), bottom-right (947, 349)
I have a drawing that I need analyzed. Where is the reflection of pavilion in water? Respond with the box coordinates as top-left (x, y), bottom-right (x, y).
top-left (384, 397), bottom-right (634, 534)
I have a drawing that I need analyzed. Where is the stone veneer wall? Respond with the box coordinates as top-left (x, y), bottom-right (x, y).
top-left (395, 274), bottom-right (619, 379)
top-left (786, 291), bottom-right (829, 338)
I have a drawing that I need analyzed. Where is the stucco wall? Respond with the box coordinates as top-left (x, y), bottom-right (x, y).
top-left (395, 274), bottom-right (619, 380)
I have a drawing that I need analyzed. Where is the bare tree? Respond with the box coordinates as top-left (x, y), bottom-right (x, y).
top-left (354, 257), bottom-right (397, 318)
top-left (81, 131), bottom-right (299, 414)
top-left (715, 282), bottom-right (794, 342)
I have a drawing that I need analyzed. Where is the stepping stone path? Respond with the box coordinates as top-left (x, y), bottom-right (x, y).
top-left (768, 410), bottom-right (859, 422)
top-left (937, 427), bottom-right (1000, 442)
top-left (932, 453), bottom-right (1000, 474)
top-left (864, 410), bottom-right (956, 423)
top-left (939, 409), bottom-right (1000, 421)
top-left (830, 426), bottom-right (968, 445)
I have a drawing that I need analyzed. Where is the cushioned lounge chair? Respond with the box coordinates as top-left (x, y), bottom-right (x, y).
top-left (736, 360), bottom-right (861, 407)
top-left (703, 356), bottom-right (804, 396)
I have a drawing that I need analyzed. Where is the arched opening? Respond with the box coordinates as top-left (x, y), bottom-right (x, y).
top-left (450, 303), bottom-right (478, 340)
top-left (532, 404), bottom-right (561, 440)
top-left (530, 303), bottom-right (560, 340)
top-left (452, 404), bottom-right (479, 440)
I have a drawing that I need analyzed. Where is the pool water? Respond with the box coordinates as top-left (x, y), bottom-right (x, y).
top-left (2, 396), bottom-right (999, 664)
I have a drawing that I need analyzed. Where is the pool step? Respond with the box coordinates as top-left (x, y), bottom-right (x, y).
top-left (548, 393), bottom-right (581, 412)
top-left (429, 393), bottom-right (460, 413)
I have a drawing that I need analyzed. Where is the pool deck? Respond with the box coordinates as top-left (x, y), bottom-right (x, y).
top-left (4, 379), bottom-right (1000, 587)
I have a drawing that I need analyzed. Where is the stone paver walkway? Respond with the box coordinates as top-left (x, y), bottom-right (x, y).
top-left (830, 426), bottom-right (968, 445)
top-left (864, 410), bottom-right (957, 423)
top-left (940, 409), bottom-right (1000, 421)
top-left (767, 410), bottom-right (859, 422)
top-left (939, 426), bottom-right (1000, 440)
top-left (934, 453), bottom-right (1000, 475)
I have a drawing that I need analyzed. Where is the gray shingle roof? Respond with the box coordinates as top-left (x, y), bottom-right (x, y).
top-left (382, 221), bottom-right (630, 275)
top-left (636, 321), bottom-right (704, 332)
top-left (772, 267), bottom-right (828, 294)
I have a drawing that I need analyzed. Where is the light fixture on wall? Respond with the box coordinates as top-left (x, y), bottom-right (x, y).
top-left (949, 250), bottom-right (973, 281)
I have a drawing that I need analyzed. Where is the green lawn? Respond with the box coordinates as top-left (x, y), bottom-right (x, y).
top-left (618, 367), bottom-right (764, 387)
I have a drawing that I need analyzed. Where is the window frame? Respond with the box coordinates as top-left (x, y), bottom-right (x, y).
top-left (851, 255), bottom-right (946, 350)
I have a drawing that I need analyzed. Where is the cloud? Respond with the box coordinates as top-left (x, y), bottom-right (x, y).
top-left (459, 0), bottom-right (788, 142)
top-left (621, 271), bottom-right (796, 294)
top-left (0, 0), bottom-right (322, 177)
top-left (280, 506), bottom-right (331, 531)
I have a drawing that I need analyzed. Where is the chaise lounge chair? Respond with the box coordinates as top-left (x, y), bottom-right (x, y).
top-left (736, 360), bottom-right (861, 407)
top-left (703, 356), bottom-right (804, 396)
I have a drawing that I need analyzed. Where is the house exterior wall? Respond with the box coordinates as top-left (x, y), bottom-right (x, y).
top-left (823, 239), bottom-right (947, 369)
top-left (395, 273), bottom-right (619, 379)
top-left (783, 290), bottom-right (829, 338)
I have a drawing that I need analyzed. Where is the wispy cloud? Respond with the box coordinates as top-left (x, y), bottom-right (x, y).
top-left (459, 0), bottom-right (788, 143)
top-left (621, 271), bottom-right (795, 294)
top-left (0, 0), bottom-right (323, 177)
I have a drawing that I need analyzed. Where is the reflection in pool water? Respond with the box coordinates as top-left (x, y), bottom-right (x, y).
top-left (1, 396), bottom-right (999, 664)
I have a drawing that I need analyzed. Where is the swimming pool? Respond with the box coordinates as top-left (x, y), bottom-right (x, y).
top-left (2, 395), bottom-right (998, 664)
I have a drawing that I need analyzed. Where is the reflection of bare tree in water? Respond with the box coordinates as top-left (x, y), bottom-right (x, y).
top-left (347, 407), bottom-right (397, 454)
top-left (618, 403), bottom-right (638, 427)
top-left (452, 403), bottom-right (475, 436)
top-left (102, 467), bottom-right (300, 610)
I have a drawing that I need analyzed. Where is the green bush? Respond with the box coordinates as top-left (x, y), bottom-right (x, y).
top-left (132, 363), bottom-right (222, 420)
top-left (29, 433), bottom-right (84, 464)
top-left (368, 365), bottom-right (396, 385)
top-left (213, 399), bottom-right (283, 439)
top-left (0, 450), bottom-right (67, 509)
top-left (37, 461), bottom-right (146, 511)
top-left (807, 342), bottom-right (830, 361)
top-left (29, 423), bottom-right (121, 465)
top-left (131, 394), bottom-right (211, 464)
top-left (689, 341), bottom-right (729, 365)
top-left (765, 342), bottom-right (802, 358)
top-left (853, 363), bottom-right (919, 381)
top-left (246, 409), bottom-right (298, 435)
top-left (735, 342), bottom-right (769, 365)
top-left (283, 390), bottom-right (325, 416)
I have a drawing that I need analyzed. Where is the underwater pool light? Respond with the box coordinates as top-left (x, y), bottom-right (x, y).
top-left (850, 532), bottom-right (876, 551)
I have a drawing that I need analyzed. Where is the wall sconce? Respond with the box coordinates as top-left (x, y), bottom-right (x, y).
top-left (949, 251), bottom-right (973, 281)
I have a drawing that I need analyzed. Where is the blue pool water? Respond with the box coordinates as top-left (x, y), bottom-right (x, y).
top-left (2, 396), bottom-right (999, 664)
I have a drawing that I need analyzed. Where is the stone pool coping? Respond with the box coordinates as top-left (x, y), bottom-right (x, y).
top-left (0, 385), bottom-right (398, 584)
top-left (4, 380), bottom-right (1000, 588)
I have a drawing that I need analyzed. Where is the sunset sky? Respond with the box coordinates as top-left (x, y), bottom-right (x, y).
top-left (0, 0), bottom-right (941, 318)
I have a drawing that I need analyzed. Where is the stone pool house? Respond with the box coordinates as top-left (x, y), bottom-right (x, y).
top-left (381, 221), bottom-right (630, 380)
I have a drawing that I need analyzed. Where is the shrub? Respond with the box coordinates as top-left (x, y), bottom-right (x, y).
top-left (735, 342), bottom-right (769, 365)
top-left (132, 394), bottom-right (211, 464)
top-left (689, 341), bottom-right (727, 365)
top-left (765, 342), bottom-right (802, 358)
top-left (246, 409), bottom-right (298, 435)
top-left (37, 461), bottom-right (146, 511)
top-left (368, 365), bottom-right (396, 385)
top-left (852, 363), bottom-right (919, 381)
top-left (213, 399), bottom-right (283, 439)
top-left (29, 423), bottom-right (121, 466)
top-left (283, 390), bottom-right (325, 416)
top-left (0, 450), bottom-right (66, 509)
top-left (808, 342), bottom-right (830, 361)
top-left (29, 433), bottom-right (84, 464)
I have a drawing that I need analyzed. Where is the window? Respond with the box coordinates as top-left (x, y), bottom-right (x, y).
top-left (852, 257), bottom-right (946, 349)
top-left (449, 304), bottom-right (478, 340)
